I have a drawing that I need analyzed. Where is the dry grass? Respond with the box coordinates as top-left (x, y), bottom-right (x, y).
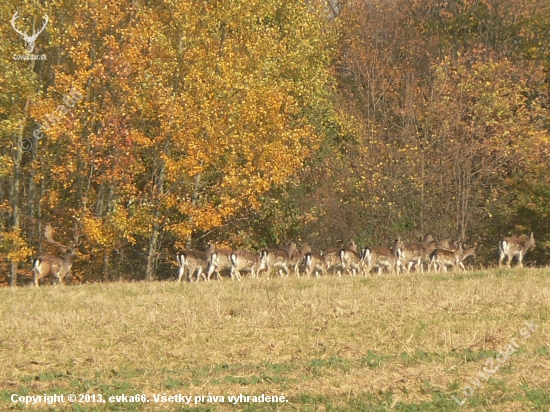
top-left (0, 268), bottom-right (549, 411)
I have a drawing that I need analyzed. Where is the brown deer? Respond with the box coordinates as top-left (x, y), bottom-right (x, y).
top-left (205, 244), bottom-right (233, 281)
top-left (429, 244), bottom-right (476, 273)
top-left (340, 239), bottom-right (365, 276)
top-left (33, 224), bottom-right (79, 286)
top-left (229, 249), bottom-right (260, 280)
top-left (288, 243), bottom-right (311, 277)
top-left (362, 238), bottom-right (403, 275)
top-left (256, 242), bottom-right (296, 278)
top-left (176, 250), bottom-right (207, 282)
top-left (320, 242), bottom-right (346, 276)
top-left (302, 251), bottom-right (328, 278)
top-left (499, 232), bottom-right (535, 267)
top-left (399, 235), bottom-right (452, 273)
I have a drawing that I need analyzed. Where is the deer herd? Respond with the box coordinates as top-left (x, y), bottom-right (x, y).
top-left (175, 232), bottom-right (537, 283)
top-left (30, 225), bottom-right (537, 286)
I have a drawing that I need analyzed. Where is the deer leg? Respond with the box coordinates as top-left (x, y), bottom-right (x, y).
top-left (517, 252), bottom-right (523, 267)
top-left (33, 260), bottom-right (44, 287)
top-left (283, 265), bottom-right (290, 278)
top-left (198, 268), bottom-right (207, 282)
top-left (206, 265), bottom-right (215, 281)
top-left (177, 265), bottom-right (185, 282)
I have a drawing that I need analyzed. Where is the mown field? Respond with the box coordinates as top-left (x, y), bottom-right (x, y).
top-left (0, 268), bottom-right (549, 411)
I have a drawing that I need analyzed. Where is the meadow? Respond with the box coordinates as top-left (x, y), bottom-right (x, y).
top-left (0, 268), bottom-right (549, 411)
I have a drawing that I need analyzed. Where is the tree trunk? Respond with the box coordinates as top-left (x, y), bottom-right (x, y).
top-left (146, 162), bottom-right (166, 281)
top-left (9, 125), bottom-right (24, 287)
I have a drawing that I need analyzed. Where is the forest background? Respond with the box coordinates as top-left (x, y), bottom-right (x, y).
top-left (1, 0), bottom-right (549, 285)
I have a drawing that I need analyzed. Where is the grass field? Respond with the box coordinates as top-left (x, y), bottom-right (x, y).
top-left (0, 268), bottom-right (549, 411)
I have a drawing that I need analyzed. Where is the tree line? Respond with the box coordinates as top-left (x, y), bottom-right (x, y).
top-left (1, 0), bottom-right (549, 285)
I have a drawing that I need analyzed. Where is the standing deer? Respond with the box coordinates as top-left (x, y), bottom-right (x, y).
top-left (176, 250), bottom-right (207, 282)
top-left (397, 243), bottom-right (423, 273)
top-left (339, 240), bottom-right (364, 276)
top-left (457, 245), bottom-right (476, 270)
top-left (399, 235), bottom-right (453, 273)
top-left (205, 244), bottom-right (232, 281)
top-left (499, 232), bottom-right (535, 267)
top-left (33, 224), bottom-right (79, 286)
top-left (229, 249), bottom-right (259, 280)
top-left (429, 243), bottom-right (477, 273)
top-left (288, 243), bottom-right (311, 277)
top-left (302, 251), bottom-right (328, 278)
top-left (256, 242), bottom-right (296, 278)
top-left (320, 243), bottom-right (346, 276)
top-left (362, 238), bottom-right (403, 275)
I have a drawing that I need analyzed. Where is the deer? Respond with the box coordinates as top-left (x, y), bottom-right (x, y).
top-left (33, 224), bottom-right (79, 286)
top-left (457, 245), bottom-right (476, 270)
top-left (398, 235), bottom-right (453, 273)
top-left (302, 251), bottom-right (328, 278)
top-left (288, 243), bottom-right (312, 277)
top-left (11, 12), bottom-right (49, 53)
top-left (256, 242), bottom-right (296, 278)
top-left (229, 249), bottom-right (260, 280)
top-left (499, 232), bottom-right (535, 267)
top-left (362, 238), bottom-right (403, 275)
top-left (397, 242), bottom-right (423, 273)
top-left (205, 244), bottom-right (233, 281)
top-left (320, 242), bottom-right (346, 276)
top-left (176, 250), bottom-right (208, 282)
top-left (339, 240), bottom-right (364, 276)
top-left (428, 244), bottom-right (476, 273)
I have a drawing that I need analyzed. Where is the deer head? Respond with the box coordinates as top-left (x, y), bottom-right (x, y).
top-left (11, 12), bottom-right (49, 53)
top-left (44, 224), bottom-right (80, 253)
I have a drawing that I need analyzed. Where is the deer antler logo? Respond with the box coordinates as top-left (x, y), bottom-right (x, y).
top-left (11, 12), bottom-right (49, 53)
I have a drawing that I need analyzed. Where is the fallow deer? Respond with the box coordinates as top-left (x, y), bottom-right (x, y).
top-left (205, 244), bottom-right (233, 281)
top-left (256, 242), bottom-right (296, 278)
top-left (288, 243), bottom-right (311, 277)
top-left (499, 232), bottom-right (535, 267)
top-left (302, 252), bottom-right (328, 278)
top-left (176, 250), bottom-right (207, 282)
top-left (229, 249), bottom-right (259, 280)
top-left (339, 240), bottom-right (364, 276)
top-left (429, 244), bottom-right (476, 273)
top-left (33, 224), bottom-right (79, 286)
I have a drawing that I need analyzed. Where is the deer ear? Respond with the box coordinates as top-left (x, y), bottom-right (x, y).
top-left (530, 232), bottom-right (534, 238)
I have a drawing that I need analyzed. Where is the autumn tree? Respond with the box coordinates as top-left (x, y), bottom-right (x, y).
top-left (1, 0), bottom-right (335, 282)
